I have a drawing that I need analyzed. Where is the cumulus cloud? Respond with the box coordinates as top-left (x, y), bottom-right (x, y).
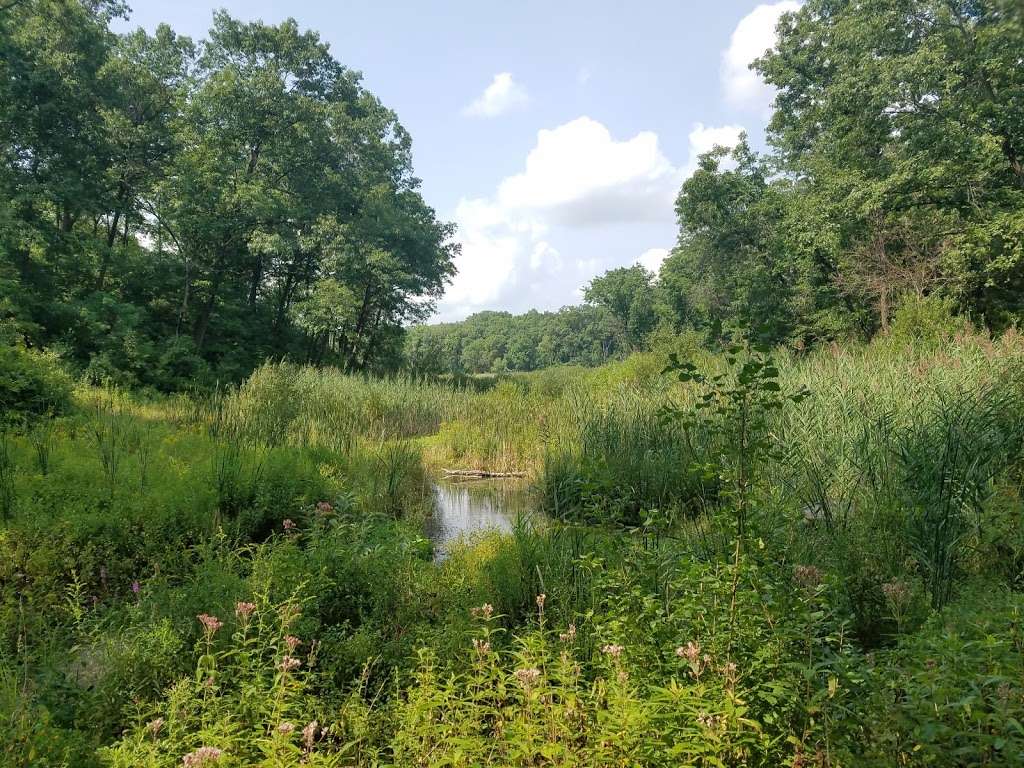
top-left (463, 72), bottom-right (529, 118)
top-left (435, 117), bottom-right (744, 321)
top-left (721, 2), bottom-right (800, 112)
top-left (497, 116), bottom-right (679, 227)
top-left (637, 247), bottom-right (670, 273)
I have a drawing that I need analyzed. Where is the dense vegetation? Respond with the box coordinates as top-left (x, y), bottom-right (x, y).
top-left (3, 1), bottom-right (1024, 766)
top-left (0, 1), bottom-right (456, 387)
top-left (3, 321), bottom-right (1024, 766)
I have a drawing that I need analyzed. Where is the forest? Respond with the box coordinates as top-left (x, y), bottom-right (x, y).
top-left (2, 1), bottom-right (1024, 767)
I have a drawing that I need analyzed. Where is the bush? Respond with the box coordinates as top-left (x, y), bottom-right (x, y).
top-left (0, 342), bottom-right (73, 424)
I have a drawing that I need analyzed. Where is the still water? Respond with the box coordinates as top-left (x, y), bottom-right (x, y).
top-left (426, 479), bottom-right (533, 560)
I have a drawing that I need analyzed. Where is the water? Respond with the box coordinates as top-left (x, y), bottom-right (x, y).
top-left (426, 478), bottom-right (532, 560)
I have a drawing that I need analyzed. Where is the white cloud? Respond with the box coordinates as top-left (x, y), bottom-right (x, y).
top-left (435, 117), bottom-right (744, 321)
top-left (497, 116), bottom-right (679, 227)
top-left (721, 2), bottom-right (800, 112)
top-left (462, 72), bottom-right (529, 118)
top-left (684, 122), bottom-right (746, 173)
top-left (637, 247), bottom-right (670, 273)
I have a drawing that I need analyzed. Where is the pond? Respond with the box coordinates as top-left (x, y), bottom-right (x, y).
top-left (426, 478), bottom-right (534, 560)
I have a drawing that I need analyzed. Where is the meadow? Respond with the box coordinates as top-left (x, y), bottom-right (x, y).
top-left (2, 317), bottom-right (1024, 767)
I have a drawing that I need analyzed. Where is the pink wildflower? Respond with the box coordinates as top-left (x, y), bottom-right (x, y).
top-left (514, 667), bottom-right (541, 689)
top-left (284, 635), bottom-right (301, 652)
top-left (182, 746), bottom-right (223, 767)
top-left (282, 519), bottom-right (296, 532)
top-left (146, 717), bottom-right (164, 737)
top-left (470, 603), bottom-right (494, 620)
top-left (601, 643), bottom-right (624, 658)
top-left (131, 580), bottom-right (141, 595)
top-left (278, 655), bottom-right (301, 672)
top-left (316, 501), bottom-right (333, 514)
top-left (472, 638), bottom-right (491, 656)
top-left (235, 601), bottom-right (256, 620)
top-left (302, 720), bottom-right (318, 751)
top-left (559, 623), bottom-right (576, 643)
top-left (277, 722), bottom-right (295, 735)
top-left (197, 613), bottom-right (222, 634)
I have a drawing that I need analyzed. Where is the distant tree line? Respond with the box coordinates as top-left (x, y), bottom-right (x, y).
top-left (408, 0), bottom-right (1024, 375)
top-left (1, 1), bottom-right (456, 389)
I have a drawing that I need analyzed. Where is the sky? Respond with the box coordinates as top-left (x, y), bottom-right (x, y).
top-left (115, 1), bottom-right (800, 322)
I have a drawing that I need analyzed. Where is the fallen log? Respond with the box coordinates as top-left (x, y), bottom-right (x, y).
top-left (442, 468), bottom-right (527, 479)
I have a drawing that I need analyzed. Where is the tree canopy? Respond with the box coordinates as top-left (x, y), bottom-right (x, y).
top-left (0, 0), bottom-right (456, 387)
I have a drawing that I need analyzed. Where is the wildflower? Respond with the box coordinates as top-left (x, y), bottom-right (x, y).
top-left (472, 638), bottom-right (491, 656)
top-left (559, 623), bottom-right (576, 643)
top-left (316, 501), bottom-right (333, 514)
top-left (882, 578), bottom-right (911, 608)
top-left (514, 667), bottom-right (541, 689)
top-left (471, 603), bottom-right (494, 620)
top-left (131, 580), bottom-right (141, 595)
top-left (601, 643), bottom-right (624, 658)
top-left (696, 713), bottom-right (720, 731)
top-left (235, 601), bottom-right (256, 620)
top-left (277, 722), bottom-right (295, 735)
top-left (793, 564), bottom-right (823, 590)
top-left (197, 613), bottom-right (223, 634)
top-left (182, 746), bottom-right (224, 767)
top-left (536, 593), bottom-right (546, 610)
top-left (302, 720), bottom-right (318, 750)
top-left (283, 518), bottom-right (297, 532)
top-left (284, 635), bottom-right (302, 652)
top-left (278, 655), bottom-right (301, 672)
top-left (146, 717), bottom-right (164, 737)
top-left (675, 641), bottom-right (700, 663)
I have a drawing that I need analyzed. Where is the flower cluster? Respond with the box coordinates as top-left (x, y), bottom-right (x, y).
top-left (234, 601), bottom-right (255, 620)
top-left (559, 623), bottom-right (576, 643)
top-left (278, 655), bottom-right (301, 672)
top-left (470, 603), bottom-right (494, 620)
top-left (793, 564), bottom-right (823, 590)
top-left (472, 638), bottom-right (491, 657)
top-left (284, 635), bottom-right (302, 652)
top-left (197, 613), bottom-right (223, 634)
top-left (514, 667), bottom-right (541, 689)
top-left (182, 746), bottom-right (224, 767)
top-left (601, 643), bottom-right (624, 658)
top-left (302, 720), bottom-right (318, 751)
top-left (282, 518), bottom-right (297, 532)
top-left (277, 722), bottom-right (295, 735)
top-left (882, 578), bottom-right (911, 609)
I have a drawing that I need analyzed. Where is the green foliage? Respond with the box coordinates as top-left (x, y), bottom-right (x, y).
top-left (0, 341), bottom-right (73, 424)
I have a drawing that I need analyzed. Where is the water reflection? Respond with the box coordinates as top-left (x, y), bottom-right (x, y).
top-left (426, 479), bottom-right (532, 561)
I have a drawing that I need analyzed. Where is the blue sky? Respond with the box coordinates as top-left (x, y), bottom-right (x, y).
top-left (116, 1), bottom-right (800, 321)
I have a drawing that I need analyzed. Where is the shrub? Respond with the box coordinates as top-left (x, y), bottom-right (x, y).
top-left (0, 342), bottom-right (72, 424)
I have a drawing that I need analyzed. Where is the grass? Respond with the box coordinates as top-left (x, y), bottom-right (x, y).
top-left (2, 327), bottom-right (1024, 766)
